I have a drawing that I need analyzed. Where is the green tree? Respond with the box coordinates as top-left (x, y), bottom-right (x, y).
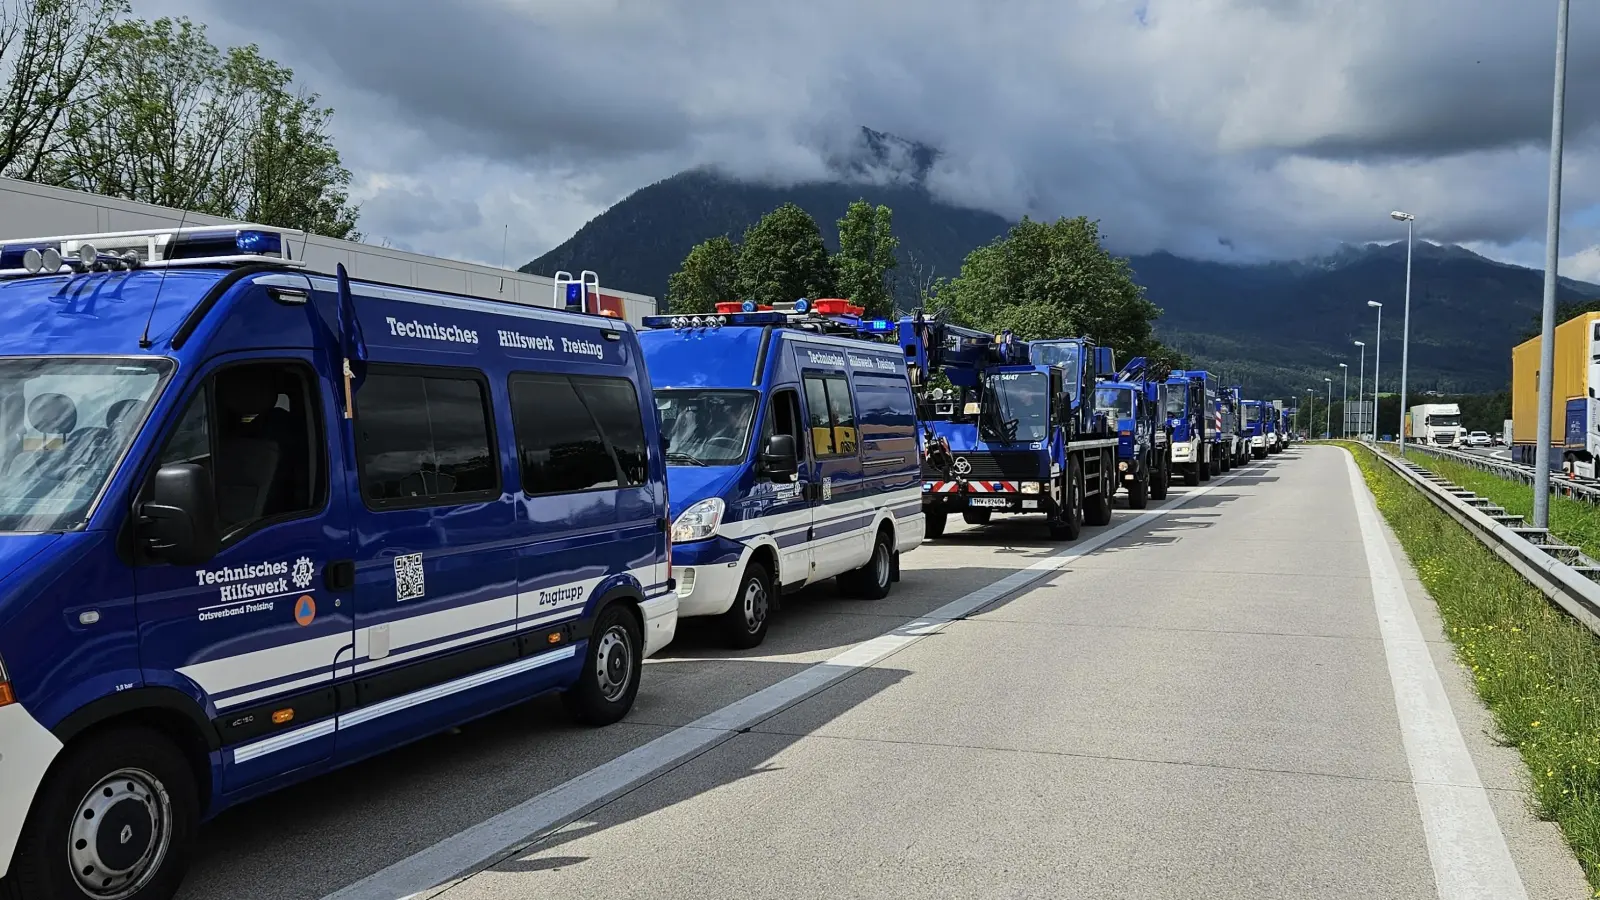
top-left (734, 202), bottom-right (835, 308)
top-left (44, 15), bottom-right (358, 237)
top-left (666, 234), bottom-right (739, 314)
top-left (940, 216), bottom-right (1163, 361)
top-left (0, 0), bottom-right (125, 181)
top-left (834, 199), bottom-right (898, 317)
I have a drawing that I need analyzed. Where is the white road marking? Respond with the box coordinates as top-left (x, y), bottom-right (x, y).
top-left (1343, 451), bottom-right (1528, 900)
top-left (321, 469), bottom-right (1248, 900)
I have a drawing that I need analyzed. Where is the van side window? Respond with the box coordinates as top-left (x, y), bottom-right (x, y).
top-left (803, 375), bottom-right (857, 457)
top-left (510, 373), bottom-right (647, 495)
top-left (803, 377), bottom-right (835, 456)
top-left (154, 362), bottom-right (325, 539)
top-left (766, 389), bottom-right (803, 454)
top-left (356, 368), bottom-right (498, 507)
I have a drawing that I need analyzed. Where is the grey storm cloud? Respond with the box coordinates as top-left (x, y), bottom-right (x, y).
top-left (143, 0), bottom-right (1600, 267)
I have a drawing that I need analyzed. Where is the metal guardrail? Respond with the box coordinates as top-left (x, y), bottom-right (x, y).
top-left (1381, 440), bottom-right (1600, 504)
top-left (1366, 445), bottom-right (1600, 637)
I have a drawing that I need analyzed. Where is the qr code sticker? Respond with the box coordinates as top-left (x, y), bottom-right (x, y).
top-left (394, 553), bottom-right (425, 602)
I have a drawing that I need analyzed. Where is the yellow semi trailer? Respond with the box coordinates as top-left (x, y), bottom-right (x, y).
top-left (1511, 310), bottom-right (1600, 474)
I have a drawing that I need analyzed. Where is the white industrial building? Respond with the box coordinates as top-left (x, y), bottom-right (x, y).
top-left (0, 177), bottom-right (657, 323)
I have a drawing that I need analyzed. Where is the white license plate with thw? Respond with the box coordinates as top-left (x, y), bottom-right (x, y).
top-left (970, 497), bottom-right (1010, 508)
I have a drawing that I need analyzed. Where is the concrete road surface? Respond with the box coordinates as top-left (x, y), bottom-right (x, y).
top-left (177, 446), bottom-right (1590, 900)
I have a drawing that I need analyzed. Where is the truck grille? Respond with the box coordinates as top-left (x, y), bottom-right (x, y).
top-left (923, 451), bottom-right (1046, 481)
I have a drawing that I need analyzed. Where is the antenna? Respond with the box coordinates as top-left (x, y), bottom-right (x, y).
top-left (499, 224), bottom-right (508, 293)
top-left (139, 207), bottom-right (191, 349)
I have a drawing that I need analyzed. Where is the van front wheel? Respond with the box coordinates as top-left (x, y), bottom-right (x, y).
top-left (2, 727), bottom-right (197, 900)
top-left (720, 562), bottom-right (773, 650)
top-left (563, 603), bottom-right (643, 725)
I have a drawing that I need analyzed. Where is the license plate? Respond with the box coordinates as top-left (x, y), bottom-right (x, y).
top-left (1021, 500), bottom-right (1038, 510)
top-left (970, 497), bottom-right (1010, 508)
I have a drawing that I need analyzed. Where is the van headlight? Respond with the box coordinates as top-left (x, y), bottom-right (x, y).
top-left (1021, 482), bottom-right (1041, 494)
top-left (671, 498), bottom-right (725, 543)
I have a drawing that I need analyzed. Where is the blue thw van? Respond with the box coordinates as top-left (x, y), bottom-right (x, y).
top-left (639, 300), bottom-right (924, 648)
top-left (0, 226), bottom-right (673, 900)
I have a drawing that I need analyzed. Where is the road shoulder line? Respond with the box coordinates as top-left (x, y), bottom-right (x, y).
top-left (1343, 450), bottom-right (1528, 900)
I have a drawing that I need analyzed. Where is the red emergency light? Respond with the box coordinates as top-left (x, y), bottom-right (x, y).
top-left (812, 298), bottom-right (864, 316)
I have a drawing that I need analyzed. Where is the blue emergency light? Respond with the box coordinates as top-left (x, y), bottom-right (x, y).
top-left (862, 319), bottom-right (894, 333)
top-left (793, 298), bottom-right (810, 314)
top-left (742, 299), bottom-right (757, 312)
top-left (565, 282), bottom-right (585, 311)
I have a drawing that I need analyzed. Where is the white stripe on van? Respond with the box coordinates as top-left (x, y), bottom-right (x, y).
top-left (336, 646), bottom-right (578, 731)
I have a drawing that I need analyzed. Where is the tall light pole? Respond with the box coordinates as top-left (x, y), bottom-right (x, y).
top-left (1339, 363), bottom-right (1349, 438)
top-left (1391, 211), bottom-right (1417, 454)
top-left (1534, 0), bottom-right (1571, 529)
top-left (1306, 389), bottom-right (1315, 440)
top-left (1368, 301), bottom-right (1383, 440)
top-left (1354, 340), bottom-right (1367, 437)
top-left (1325, 377), bottom-right (1333, 439)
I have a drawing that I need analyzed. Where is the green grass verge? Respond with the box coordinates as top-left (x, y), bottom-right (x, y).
top-left (1400, 448), bottom-right (1600, 562)
top-left (1339, 441), bottom-right (1600, 892)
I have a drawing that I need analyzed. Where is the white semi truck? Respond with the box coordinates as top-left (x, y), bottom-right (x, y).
top-left (1406, 403), bottom-right (1463, 448)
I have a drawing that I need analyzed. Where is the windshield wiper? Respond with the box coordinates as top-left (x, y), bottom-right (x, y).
top-left (666, 451), bottom-right (708, 467)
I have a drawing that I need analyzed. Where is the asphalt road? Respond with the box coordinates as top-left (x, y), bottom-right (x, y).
top-left (176, 446), bottom-right (1590, 900)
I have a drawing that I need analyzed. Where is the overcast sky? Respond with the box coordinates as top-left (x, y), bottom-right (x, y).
top-left (141, 0), bottom-right (1600, 279)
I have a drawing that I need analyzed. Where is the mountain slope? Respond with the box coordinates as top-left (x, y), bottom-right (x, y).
top-left (523, 168), bottom-right (1010, 308)
top-left (523, 132), bottom-right (1600, 397)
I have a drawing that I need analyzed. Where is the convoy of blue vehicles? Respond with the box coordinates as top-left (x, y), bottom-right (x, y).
top-left (0, 226), bottom-right (1298, 900)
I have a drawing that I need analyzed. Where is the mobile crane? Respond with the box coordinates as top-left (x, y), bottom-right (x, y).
top-left (903, 312), bottom-right (1121, 540)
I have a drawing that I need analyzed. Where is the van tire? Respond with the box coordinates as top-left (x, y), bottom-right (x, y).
top-left (924, 511), bottom-right (946, 539)
top-left (563, 602), bottom-right (643, 725)
top-left (1, 726), bottom-right (197, 900)
top-left (840, 529), bottom-right (894, 600)
top-left (1048, 459), bottom-right (1084, 541)
top-left (720, 562), bottom-right (773, 650)
top-left (961, 509), bottom-right (992, 526)
top-left (1149, 454), bottom-right (1169, 501)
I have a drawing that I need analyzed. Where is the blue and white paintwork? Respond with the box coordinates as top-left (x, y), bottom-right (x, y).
top-left (0, 246), bottom-right (673, 881)
top-left (640, 321), bottom-right (923, 619)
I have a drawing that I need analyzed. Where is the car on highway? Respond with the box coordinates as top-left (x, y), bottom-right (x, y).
top-left (1465, 430), bottom-right (1492, 448)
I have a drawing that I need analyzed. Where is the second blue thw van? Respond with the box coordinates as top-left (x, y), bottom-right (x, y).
top-left (640, 301), bottom-right (924, 649)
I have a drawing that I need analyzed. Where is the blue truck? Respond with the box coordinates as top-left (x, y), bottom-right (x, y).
top-left (907, 315), bottom-right (1121, 541)
top-left (638, 298), bottom-right (924, 649)
top-left (0, 226), bottom-right (677, 899)
top-left (1164, 370), bottom-right (1224, 485)
top-left (1094, 356), bottom-right (1171, 509)
top-left (1216, 385), bottom-right (1245, 470)
top-left (1242, 400), bottom-right (1273, 458)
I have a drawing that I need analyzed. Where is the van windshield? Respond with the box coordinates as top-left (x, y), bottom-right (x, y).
top-left (1244, 405), bottom-right (1261, 423)
top-left (0, 357), bottom-right (171, 532)
top-left (654, 390), bottom-right (759, 466)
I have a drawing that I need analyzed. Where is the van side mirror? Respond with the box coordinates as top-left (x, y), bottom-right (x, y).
top-left (759, 433), bottom-right (799, 479)
top-left (139, 463), bottom-right (219, 565)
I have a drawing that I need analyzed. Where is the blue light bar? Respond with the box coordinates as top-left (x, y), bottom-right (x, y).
top-left (235, 229), bottom-right (282, 254)
top-left (0, 243), bottom-right (55, 268)
top-left (641, 311), bottom-right (788, 330)
top-left (861, 319), bottom-right (894, 333)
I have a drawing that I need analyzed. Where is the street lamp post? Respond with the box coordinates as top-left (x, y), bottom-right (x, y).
top-left (1391, 211), bottom-right (1417, 454)
top-left (1339, 363), bottom-right (1349, 438)
top-left (1534, 0), bottom-right (1572, 530)
top-left (1368, 301), bottom-right (1383, 440)
top-left (1354, 341), bottom-right (1367, 438)
top-left (1306, 389), bottom-right (1315, 440)
top-left (1325, 378), bottom-right (1333, 439)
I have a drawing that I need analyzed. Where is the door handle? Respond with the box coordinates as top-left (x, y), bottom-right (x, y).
top-left (324, 559), bottom-right (355, 591)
